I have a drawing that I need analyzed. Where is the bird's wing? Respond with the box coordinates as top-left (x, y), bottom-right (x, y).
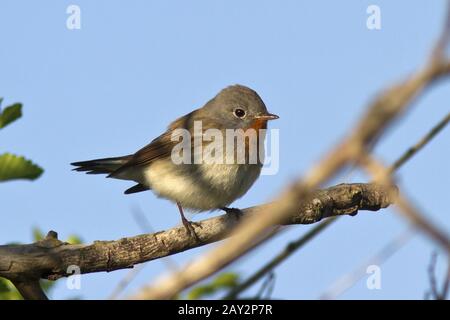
top-left (108, 110), bottom-right (197, 178)
top-left (108, 131), bottom-right (176, 178)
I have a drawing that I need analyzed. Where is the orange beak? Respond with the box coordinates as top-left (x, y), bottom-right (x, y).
top-left (254, 113), bottom-right (279, 121)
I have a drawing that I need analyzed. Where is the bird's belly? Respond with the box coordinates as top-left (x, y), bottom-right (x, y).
top-left (143, 160), bottom-right (261, 211)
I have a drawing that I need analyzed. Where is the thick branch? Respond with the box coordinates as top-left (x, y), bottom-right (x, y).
top-left (0, 183), bottom-right (395, 296)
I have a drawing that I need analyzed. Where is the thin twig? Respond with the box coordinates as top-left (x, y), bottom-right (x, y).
top-left (255, 272), bottom-right (275, 300)
top-left (426, 252), bottom-right (440, 299)
top-left (223, 218), bottom-right (336, 299)
top-left (389, 112), bottom-right (450, 173)
top-left (443, 257), bottom-right (450, 299)
top-left (425, 252), bottom-right (450, 299)
top-left (108, 264), bottom-right (146, 300)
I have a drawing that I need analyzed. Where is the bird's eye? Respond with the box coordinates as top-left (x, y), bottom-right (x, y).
top-left (233, 108), bottom-right (246, 118)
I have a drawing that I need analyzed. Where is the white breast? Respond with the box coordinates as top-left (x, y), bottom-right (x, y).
top-left (142, 160), bottom-right (261, 212)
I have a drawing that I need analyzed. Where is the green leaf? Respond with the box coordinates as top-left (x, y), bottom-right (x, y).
top-left (0, 103), bottom-right (22, 129)
top-left (66, 235), bottom-right (83, 244)
top-left (0, 278), bottom-right (23, 300)
top-left (33, 227), bottom-right (83, 244)
top-left (0, 278), bottom-right (10, 292)
top-left (212, 272), bottom-right (239, 288)
top-left (0, 153), bottom-right (43, 182)
top-left (32, 227), bottom-right (45, 241)
top-left (186, 272), bottom-right (240, 300)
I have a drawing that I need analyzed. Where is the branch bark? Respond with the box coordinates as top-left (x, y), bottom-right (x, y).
top-left (0, 183), bottom-right (395, 299)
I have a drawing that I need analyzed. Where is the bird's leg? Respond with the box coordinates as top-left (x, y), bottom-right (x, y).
top-left (221, 207), bottom-right (244, 220)
top-left (177, 203), bottom-right (199, 240)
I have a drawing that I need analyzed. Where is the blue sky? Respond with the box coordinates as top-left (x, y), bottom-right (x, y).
top-left (1, 0), bottom-right (449, 299)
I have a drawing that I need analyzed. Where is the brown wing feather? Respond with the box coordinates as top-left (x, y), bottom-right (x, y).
top-left (109, 110), bottom-right (197, 177)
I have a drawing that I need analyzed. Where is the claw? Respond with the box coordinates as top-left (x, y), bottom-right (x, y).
top-left (181, 216), bottom-right (199, 240)
top-left (177, 203), bottom-right (200, 241)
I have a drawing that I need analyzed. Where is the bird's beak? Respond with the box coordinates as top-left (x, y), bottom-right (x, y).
top-left (254, 113), bottom-right (279, 121)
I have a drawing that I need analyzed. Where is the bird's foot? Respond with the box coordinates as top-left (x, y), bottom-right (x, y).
top-left (221, 207), bottom-right (244, 220)
top-left (181, 216), bottom-right (200, 241)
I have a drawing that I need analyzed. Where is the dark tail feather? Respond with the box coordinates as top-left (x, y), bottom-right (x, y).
top-left (71, 156), bottom-right (132, 175)
top-left (124, 183), bottom-right (149, 194)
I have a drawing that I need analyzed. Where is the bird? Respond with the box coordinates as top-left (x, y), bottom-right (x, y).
top-left (71, 85), bottom-right (279, 237)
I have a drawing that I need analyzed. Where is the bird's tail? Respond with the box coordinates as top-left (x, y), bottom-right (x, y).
top-left (71, 155), bottom-right (132, 175)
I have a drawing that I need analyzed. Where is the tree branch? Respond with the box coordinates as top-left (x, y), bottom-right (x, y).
top-left (12, 281), bottom-right (48, 300)
top-left (0, 182), bottom-right (395, 299)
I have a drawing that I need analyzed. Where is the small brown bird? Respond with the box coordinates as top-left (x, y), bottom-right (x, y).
top-left (72, 85), bottom-right (278, 235)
